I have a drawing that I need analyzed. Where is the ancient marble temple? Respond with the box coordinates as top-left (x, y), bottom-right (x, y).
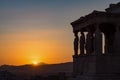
top-left (70, 2), bottom-right (120, 80)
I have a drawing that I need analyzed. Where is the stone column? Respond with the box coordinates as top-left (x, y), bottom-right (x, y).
top-left (94, 25), bottom-right (102, 55)
top-left (112, 25), bottom-right (120, 74)
top-left (80, 32), bottom-right (85, 55)
top-left (73, 32), bottom-right (79, 76)
top-left (85, 31), bottom-right (92, 55)
top-left (104, 34), bottom-right (109, 54)
top-left (113, 25), bottom-right (120, 54)
top-left (74, 32), bottom-right (79, 55)
top-left (91, 33), bottom-right (94, 54)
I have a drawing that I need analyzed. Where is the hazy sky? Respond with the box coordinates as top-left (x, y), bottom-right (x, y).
top-left (0, 0), bottom-right (120, 65)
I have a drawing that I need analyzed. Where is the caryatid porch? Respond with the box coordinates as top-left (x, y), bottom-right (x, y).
top-left (71, 11), bottom-right (120, 76)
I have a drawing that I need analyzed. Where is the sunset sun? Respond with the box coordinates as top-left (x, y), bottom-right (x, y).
top-left (33, 61), bottom-right (38, 65)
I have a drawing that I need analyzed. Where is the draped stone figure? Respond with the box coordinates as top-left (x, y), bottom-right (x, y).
top-left (85, 32), bottom-right (92, 55)
top-left (113, 26), bottom-right (120, 53)
top-left (74, 32), bottom-right (79, 55)
top-left (94, 27), bottom-right (102, 55)
top-left (80, 32), bottom-right (85, 55)
top-left (104, 35), bottom-right (109, 54)
top-left (91, 34), bottom-right (94, 54)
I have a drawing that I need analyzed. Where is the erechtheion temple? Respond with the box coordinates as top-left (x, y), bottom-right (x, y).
top-left (71, 2), bottom-right (120, 80)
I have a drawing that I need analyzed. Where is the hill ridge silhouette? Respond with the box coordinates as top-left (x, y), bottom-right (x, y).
top-left (0, 62), bottom-right (73, 76)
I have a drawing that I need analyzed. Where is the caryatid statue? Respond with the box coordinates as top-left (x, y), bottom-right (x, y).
top-left (85, 32), bottom-right (92, 55)
top-left (80, 32), bottom-right (85, 55)
top-left (74, 32), bottom-right (79, 55)
top-left (94, 27), bottom-right (102, 55)
top-left (113, 26), bottom-right (120, 53)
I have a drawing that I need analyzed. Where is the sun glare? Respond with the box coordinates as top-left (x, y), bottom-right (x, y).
top-left (33, 61), bottom-right (38, 65)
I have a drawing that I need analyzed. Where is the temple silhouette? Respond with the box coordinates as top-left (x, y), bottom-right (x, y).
top-left (70, 2), bottom-right (120, 80)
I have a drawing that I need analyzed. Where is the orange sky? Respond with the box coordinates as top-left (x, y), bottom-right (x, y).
top-left (0, 28), bottom-right (73, 65)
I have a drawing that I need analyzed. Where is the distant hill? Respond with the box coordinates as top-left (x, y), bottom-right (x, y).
top-left (0, 62), bottom-right (73, 77)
